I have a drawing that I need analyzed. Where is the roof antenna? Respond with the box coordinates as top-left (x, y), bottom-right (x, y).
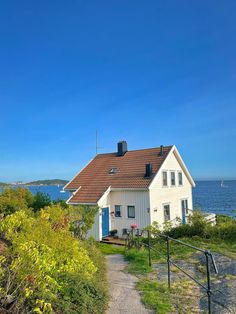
top-left (96, 130), bottom-right (103, 155)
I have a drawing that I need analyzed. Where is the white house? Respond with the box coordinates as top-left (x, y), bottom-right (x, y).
top-left (64, 141), bottom-right (195, 241)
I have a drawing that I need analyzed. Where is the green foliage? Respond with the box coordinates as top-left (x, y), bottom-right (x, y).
top-left (145, 221), bottom-right (161, 236)
top-left (97, 243), bottom-right (125, 255)
top-left (217, 214), bottom-right (235, 224)
top-left (125, 248), bottom-right (152, 274)
top-left (166, 211), bottom-right (236, 242)
top-left (166, 210), bottom-right (208, 238)
top-left (0, 204), bottom-right (107, 313)
top-left (31, 192), bottom-right (51, 212)
top-left (208, 218), bottom-right (236, 241)
top-left (0, 187), bottom-right (34, 215)
top-left (70, 205), bottom-right (98, 240)
top-left (54, 241), bottom-right (108, 314)
top-left (137, 279), bottom-right (173, 314)
top-left (53, 199), bottom-right (69, 209)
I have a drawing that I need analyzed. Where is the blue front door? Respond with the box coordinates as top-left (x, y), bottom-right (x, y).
top-left (102, 207), bottom-right (109, 237)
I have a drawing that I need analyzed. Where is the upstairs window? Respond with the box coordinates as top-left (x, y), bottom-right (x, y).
top-left (163, 204), bottom-right (170, 221)
top-left (178, 172), bottom-right (183, 186)
top-left (170, 171), bottom-right (175, 186)
top-left (115, 205), bottom-right (121, 217)
top-left (127, 206), bottom-right (135, 218)
top-left (162, 171), bottom-right (168, 186)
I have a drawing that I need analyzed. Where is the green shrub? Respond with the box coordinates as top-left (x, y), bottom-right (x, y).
top-left (0, 204), bottom-right (107, 313)
top-left (208, 221), bottom-right (236, 241)
top-left (31, 192), bottom-right (51, 212)
top-left (0, 187), bottom-right (34, 215)
top-left (70, 205), bottom-right (98, 240)
top-left (164, 211), bottom-right (236, 242)
top-left (55, 241), bottom-right (108, 314)
top-left (166, 210), bottom-right (208, 238)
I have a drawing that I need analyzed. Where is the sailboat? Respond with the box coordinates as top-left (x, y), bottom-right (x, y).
top-left (221, 180), bottom-right (227, 188)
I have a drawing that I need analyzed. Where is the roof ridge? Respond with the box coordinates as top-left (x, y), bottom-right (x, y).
top-left (96, 145), bottom-right (174, 156)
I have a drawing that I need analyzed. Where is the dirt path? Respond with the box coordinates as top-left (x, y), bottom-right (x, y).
top-left (106, 254), bottom-right (153, 314)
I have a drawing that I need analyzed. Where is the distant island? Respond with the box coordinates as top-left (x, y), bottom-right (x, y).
top-left (25, 179), bottom-right (69, 186)
top-left (0, 179), bottom-right (69, 187)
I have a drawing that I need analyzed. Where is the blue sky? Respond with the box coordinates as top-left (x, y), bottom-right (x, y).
top-left (0, 1), bottom-right (236, 182)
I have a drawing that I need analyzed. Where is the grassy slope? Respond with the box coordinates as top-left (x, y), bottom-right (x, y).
top-left (97, 237), bottom-right (236, 314)
top-left (97, 243), bottom-right (125, 255)
top-left (125, 237), bottom-right (236, 314)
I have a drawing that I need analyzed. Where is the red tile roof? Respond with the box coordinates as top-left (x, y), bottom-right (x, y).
top-left (65, 146), bottom-right (173, 204)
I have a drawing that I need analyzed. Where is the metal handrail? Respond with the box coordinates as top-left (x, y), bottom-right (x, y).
top-left (126, 229), bottom-right (218, 314)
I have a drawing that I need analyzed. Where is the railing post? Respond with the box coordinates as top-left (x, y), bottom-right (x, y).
top-left (205, 251), bottom-right (212, 314)
top-left (137, 229), bottom-right (140, 249)
top-left (148, 230), bottom-right (152, 267)
top-left (167, 236), bottom-right (171, 289)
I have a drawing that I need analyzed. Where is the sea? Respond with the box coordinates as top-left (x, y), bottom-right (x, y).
top-left (0, 180), bottom-right (236, 217)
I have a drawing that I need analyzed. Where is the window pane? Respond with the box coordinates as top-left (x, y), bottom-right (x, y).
top-left (162, 171), bottom-right (167, 186)
top-left (178, 172), bottom-right (183, 185)
top-left (115, 205), bottom-right (121, 217)
top-left (164, 205), bottom-right (170, 221)
top-left (171, 172), bottom-right (175, 185)
top-left (127, 206), bottom-right (135, 218)
top-left (181, 199), bottom-right (188, 214)
top-left (185, 200), bottom-right (188, 214)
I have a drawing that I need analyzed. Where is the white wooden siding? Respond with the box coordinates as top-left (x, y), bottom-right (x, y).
top-left (86, 210), bottom-right (101, 241)
top-left (108, 190), bottom-right (150, 237)
top-left (149, 149), bottom-right (193, 228)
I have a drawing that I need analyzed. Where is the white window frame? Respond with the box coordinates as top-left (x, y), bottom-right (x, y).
top-left (170, 171), bottom-right (176, 186)
top-left (114, 205), bottom-right (122, 218)
top-left (163, 203), bottom-right (171, 222)
top-left (162, 170), bottom-right (168, 187)
top-left (127, 205), bottom-right (135, 219)
top-left (181, 199), bottom-right (189, 215)
top-left (178, 171), bottom-right (183, 186)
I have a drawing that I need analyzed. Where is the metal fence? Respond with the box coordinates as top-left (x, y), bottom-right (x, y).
top-left (126, 229), bottom-right (218, 314)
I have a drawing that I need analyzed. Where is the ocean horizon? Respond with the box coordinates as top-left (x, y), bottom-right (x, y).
top-left (1, 180), bottom-right (236, 217)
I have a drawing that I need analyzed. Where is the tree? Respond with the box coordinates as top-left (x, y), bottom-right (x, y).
top-left (31, 192), bottom-right (51, 212)
top-left (0, 187), bottom-right (34, 216)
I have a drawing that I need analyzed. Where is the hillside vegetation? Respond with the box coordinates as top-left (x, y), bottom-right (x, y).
top-left (25, 179), bottom-right (69, 186)
top-left (0, 188), bottom-right (107, 314)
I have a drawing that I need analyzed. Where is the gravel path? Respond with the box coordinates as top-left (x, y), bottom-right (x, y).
top-left (106, 254), bottom-right (153, 314)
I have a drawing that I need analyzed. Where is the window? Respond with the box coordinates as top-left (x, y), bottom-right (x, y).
top-left (162, 171), bottom-right (168, 186)
top-left (115, 205), bottom-right (121, 217)
top-left (181, 199), bottom-right (188, 214)
top-left (109, 167), bottom-right (118, 174)
top-left (163, 204), bottom-right (170, 221)
top-left (170, 171), bottom-right (175, 186)
top-left (178, 172), bottom-right (183, 185)
top-left (127, 206), bottom-right (135, 218)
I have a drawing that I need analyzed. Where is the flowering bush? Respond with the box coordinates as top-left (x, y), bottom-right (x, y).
top-left (0, 202), bottom-right (106, 313)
